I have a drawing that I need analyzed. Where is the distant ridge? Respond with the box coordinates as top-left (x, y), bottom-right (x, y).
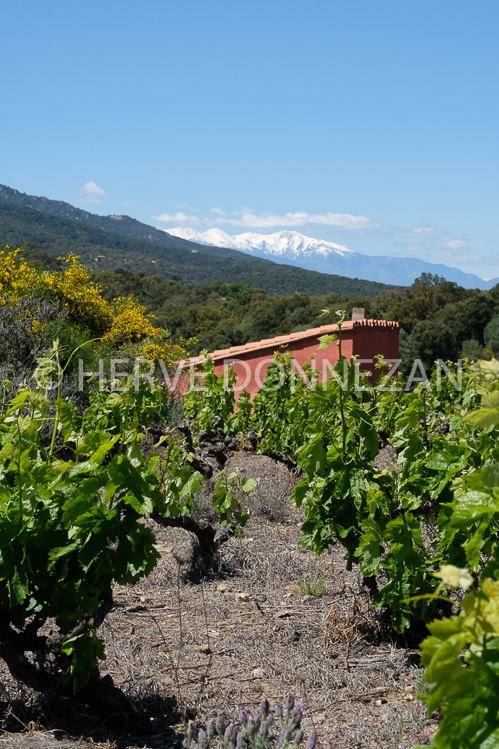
top-left (169, 226), bottom-right (497, 290)
top-left (0, 185), bottom-right (397, 297)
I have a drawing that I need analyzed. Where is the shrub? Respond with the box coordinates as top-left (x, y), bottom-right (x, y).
top-left (0, 246), bottom-right (192, 389)
top-left (0, 293), bottom-right (67, 377)
top-left (183, 695), bottom-right (325, 749)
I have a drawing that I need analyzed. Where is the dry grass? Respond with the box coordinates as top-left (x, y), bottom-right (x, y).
top-left (0, 455), bottom-right (438, 749)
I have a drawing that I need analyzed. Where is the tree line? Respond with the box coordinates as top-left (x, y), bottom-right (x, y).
top-left (91, 266), bottom-right (499, 371)
top-left (18, 243), bottom-right (499, 372)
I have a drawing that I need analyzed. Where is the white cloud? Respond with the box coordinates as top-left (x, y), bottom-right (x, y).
top-left (152, 212), bottom-right (199, 224)
top-left (216, 209), bottom-right (373, 230)
top-left (445, 239), bottom-right (468, 251)
top-left (412, 224), bottom-right (433, 235)
top-left (78, 181), bottom-right (107, 203)
top-left (408, 223), bottom-right (470, 256)
top-left (122, 200), bottom-right (138, 208)
top-left (210, 207), bottom-right (225, 215)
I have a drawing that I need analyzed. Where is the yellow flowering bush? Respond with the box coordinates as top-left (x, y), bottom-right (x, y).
top-left (104, 297), bottom-right (157, 345)
top-left (0, 246), bottom-right (39, 301)
top-left (139, 335), bottom-right (196, 366)
top-left (0, 246), bottom-right (191, 370)
top-left (38, 253), bottom-right (114, 335)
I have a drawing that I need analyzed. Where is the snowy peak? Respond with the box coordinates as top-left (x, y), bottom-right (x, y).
top-left (167, 228), bottom-right (354, 259)
top-left (167, 227), bottom-right (236, 247)
top-left (166, 226), bottom-right (491, 290)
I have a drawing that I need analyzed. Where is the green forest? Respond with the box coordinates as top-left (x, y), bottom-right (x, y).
top-left (17, 242), bottom-right (499, 371)
top-left (0, 202), bottom-right (394, 297)
top-left (91, 264), bottom-right (499, 371)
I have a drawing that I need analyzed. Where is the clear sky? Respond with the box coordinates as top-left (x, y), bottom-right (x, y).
top-left (2, 0), bottom-right (498, 279)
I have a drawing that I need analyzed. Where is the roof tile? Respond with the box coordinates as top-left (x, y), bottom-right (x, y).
top-left (186, 319), bottom-right (398, 366)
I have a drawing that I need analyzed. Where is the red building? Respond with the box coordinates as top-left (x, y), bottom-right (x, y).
top-left (182, 317), bottom-right (399, 396)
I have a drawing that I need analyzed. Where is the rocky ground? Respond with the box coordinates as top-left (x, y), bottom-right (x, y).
top-left (0, 454), bottom-right (438, 749)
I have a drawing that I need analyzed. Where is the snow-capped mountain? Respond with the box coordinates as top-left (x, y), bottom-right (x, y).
top-left (170, 228), bottom-right (353, 260)
top-left (168, 227), bottom-right (496, 290)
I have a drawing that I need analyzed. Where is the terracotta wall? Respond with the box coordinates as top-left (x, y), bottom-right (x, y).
top-left (179, 321), bottom-right (399, 396)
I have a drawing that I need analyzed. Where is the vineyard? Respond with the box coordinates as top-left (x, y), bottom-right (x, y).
top-left (2, 254), bottom-right (499, 748)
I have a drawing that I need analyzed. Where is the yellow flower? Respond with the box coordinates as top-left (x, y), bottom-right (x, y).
top-left (0, 246), bottom-right (189, 369)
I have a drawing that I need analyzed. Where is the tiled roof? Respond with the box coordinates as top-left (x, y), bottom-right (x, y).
top-left (187, 319), bottom-right (399, 366)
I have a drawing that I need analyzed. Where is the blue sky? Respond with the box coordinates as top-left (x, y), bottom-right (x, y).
top-left (2, 0), bottom-right (498, 278)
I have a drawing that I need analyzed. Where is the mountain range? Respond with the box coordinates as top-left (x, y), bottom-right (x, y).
top-left (0, 185), bottom-right (394, 297)
top-left (168, 227), bottom-right (497, 290)
top-left (0, 183), bottom-right (494, 291)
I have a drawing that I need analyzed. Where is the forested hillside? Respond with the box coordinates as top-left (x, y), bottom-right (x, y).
top-left (92, 262), bottom-right (499, 368)
top-left (0, 200), bottom-right (395, 297)
top-left (10, 243), bottom-right (499, 369)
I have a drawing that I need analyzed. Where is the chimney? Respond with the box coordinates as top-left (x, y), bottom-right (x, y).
top-left (351, 308), bottom-right (367, 321)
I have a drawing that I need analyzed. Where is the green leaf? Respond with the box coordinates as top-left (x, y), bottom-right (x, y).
top-left (318, 334), bottom-right (337, 350)
top-left (242, 478), bottom-right (258, 494)
top-left (62, 493), bottom-right (95, 526)
top-left (467, 391), bottom-right (499, 429)
top-left (55, 398), bottom-right (75, 441)
top-left (8, 566), bottom-right (28, 606)
top-left (48, 541), bottom-right (80, 568)
top-left (356, 527), bottom-right (382, 577)
top-left (179, 470), bottom-right (204, 499)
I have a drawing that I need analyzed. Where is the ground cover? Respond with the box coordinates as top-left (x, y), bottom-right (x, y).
top-left (0, 455), bottom-right (437, 749)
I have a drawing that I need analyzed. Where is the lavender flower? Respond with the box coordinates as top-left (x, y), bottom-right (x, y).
top-left (182, 697), bottom-right (324, 749)
top-left (217, 714), bottom-right (227, 733)
top-left (225, 724), bottom-right (237, 742)
top-left (260, 697), bottom-right (270, 718)
top-left (306, 731), bottom-right (317, 749)
top-left (185, 721), bottom-right (196, 742)
top-left (291, 704), bottom-right (304, 728)
top-left (276, 727), bottom-right (293, 749)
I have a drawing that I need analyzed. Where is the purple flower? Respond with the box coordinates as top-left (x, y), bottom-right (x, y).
top-left (216, 714), bottom-right (227, 734)
top-left (291, 703), bottom-right (304, 727)
top-left (276, 727), bottom-right (293, 749)
top-left (185, 721), bottom-right (196, 742)
top-left (225, 724), bottom-right (237, 742)
top-left (306, 731), bottom-right (317, 749)
top-left (260, 697), bottom-right (270, 718)
top-left (285, 694), bottom-right (295, 712)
